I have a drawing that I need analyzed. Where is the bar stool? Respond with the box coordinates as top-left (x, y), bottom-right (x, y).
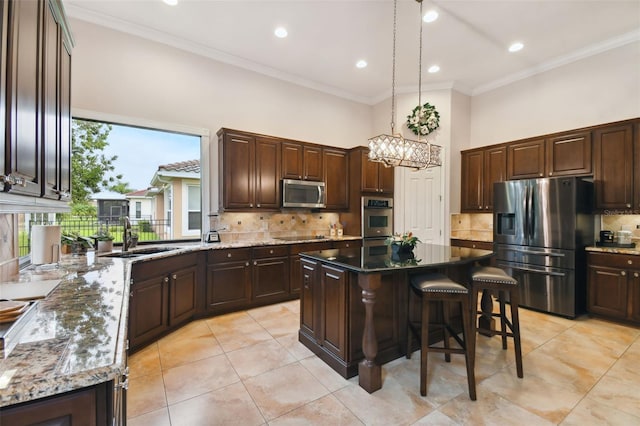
top-left (470, 266), bottom-right (523, 378)
top-left (406, 273), bottom-right (476, 400)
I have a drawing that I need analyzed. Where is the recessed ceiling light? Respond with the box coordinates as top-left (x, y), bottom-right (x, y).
top-left (509, 42), bottom-right (524, 52)
top-left (274, 27), bottom-right (288, 38)
top-left (163, 0), bottom-right (178, 6)
top-left (423, 10), bottom-right (439, 23)
top-left (428, 65), bottom-right (440, 73)
top-left (356, 60), bottom-right (368, 69)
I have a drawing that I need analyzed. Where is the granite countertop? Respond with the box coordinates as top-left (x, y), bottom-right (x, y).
top-left (585, 245), bottom-right (640, 256)
top-left (0, 235), bottom-right (361, 407)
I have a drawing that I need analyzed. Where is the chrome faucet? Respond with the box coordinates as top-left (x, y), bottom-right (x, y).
top-left (122, 217), bottom-right (132, 252)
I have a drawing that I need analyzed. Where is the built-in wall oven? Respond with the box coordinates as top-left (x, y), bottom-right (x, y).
top-left (362, 196), bottom-right (393, 238)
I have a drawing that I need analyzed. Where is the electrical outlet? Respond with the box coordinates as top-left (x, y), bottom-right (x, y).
top-left (637, 224), bottom-right (640, 229)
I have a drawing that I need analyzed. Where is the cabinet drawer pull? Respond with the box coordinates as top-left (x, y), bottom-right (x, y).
top-left (270, 249), bottom-right (274, 254)
top-left (164, 277), bottom-right (169, 282)
top-left (621, 271), bottom-right (626, 276)
top-left (257, 204), bottom-right (261, 208)
top-left (326, 273), bottom-right (341, 280)
top-left (626, 204), bottom-right (631, 208)
top-left (245, 262), bottom-right (250, 266)
top-left (253, 261), bottom-right (257, 265)
top-left (227, 253), bottom-right (232, 258)
top-left (628, 260), bottom-right (633, 265)
top-left (635, 273), bottom-right (639, 278)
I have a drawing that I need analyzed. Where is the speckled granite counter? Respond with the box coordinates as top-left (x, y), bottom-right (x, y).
top-left (586, 246), bottom-right (640, 256)
top-left (0, 236), bottom-right (361, 407)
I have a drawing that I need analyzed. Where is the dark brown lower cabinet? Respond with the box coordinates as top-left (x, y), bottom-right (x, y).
top-left (129, 253), bottom-right (199, 352)
top-left (206, 248), bottom-right (252, 314)
top-left (0, 382), bottom-right (114, 425)
top-left (290, 241), bottom-right (334, 295)
top-left (588, 252), bottom-right (640, 324)
top-left (298, 257), bottom-right (405, 378)
top-left (253, 245), bottom-right (290, 304)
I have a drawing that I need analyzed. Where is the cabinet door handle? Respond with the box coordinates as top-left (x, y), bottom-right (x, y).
top-left (626, 204), bottom-right (631, 208)
top-left (172, 274), bottom-right (177, 280)
top-left (253, 261), bottom-right (257, 265)
top-left (164, 277), bottom-right (169, 282)
top-left (621, 271), bottom-right (626, 276)
top-left (245, 262), bottom-right (250, 266)
top-left (129, 291), bottom-right (133, 298)
top-left (549, 172), bottom-right (553, 176)
top-left (634, 273), bottom-right (639, 278)
top-left (250, 203), bottom-right (254, 207)
top-left (257, 204), bottom-right (261, 208)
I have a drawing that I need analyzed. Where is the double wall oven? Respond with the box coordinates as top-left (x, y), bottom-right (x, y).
top-left (362, 196), bottom-right (393, 257)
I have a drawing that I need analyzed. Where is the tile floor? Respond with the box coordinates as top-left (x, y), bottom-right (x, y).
top-left (127, 300), bottom-right (640, 425)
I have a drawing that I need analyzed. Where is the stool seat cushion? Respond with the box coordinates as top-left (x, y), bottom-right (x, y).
top-left (471, 266), bottom-right (517, 285)
top-left (411, 273), bottom-right (468, 294)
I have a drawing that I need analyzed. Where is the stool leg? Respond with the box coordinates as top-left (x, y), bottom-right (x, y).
top-left (510, 288), bottom-right (524, 378)
top-left (498, 290), bottom-right (507, 350)
top-left (406, 289), bottom-right (413, 359)
top-left (420, 296), bottom-right (430, 396)
top-left (460, 295), bottom-right (477, 401)
top-left (470, 285), bottom-right (479, 364)
top-left (442, 301), bottom-right (451, 363)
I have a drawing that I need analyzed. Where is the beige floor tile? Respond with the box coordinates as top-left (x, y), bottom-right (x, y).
top-left (523, 348), bottom-right (601, 393)
top-left (247, 302), bottom-right (296, 322)
top-left (128, 342), bottom-right (162, 379)
top-left (276, 333), bottom-right (315, 361)
top-left (168, 382), bottom-right (265, 426)
top-left (561, 396), bottom-right (640, 426)
top-left (412, 409), bottom-right (462, 425)
top-left (586, 374), bottom-right (640, 418)
top-left (162, 354), bottom-right (240, 405)
top-left (280, 299), bottom-right (300, 314)
top-left (332, 373), bottom-right (436, 425)
top-left (158, 334), bottom-right (224, 370)
top-left (227, 338), bottom-right (297, 379)
top-left (299, 356), bottom-right (353, 392)
top-left (158, 319), bottom-right (215, 349)
top-left (269, 394), bottom-right (364, 425)
top-left (537, 334), bottom-right (618, 374)
top-left (127, 373), bottom-right (167, 418)
top-left (127, 407), bottom-right (171, 426)
top-left (438, 390), bottom-right (554, 426)
top-left (256, 311), bottom-right (301, 339)
top-left (244, 362), bottom-right (330, 420)
top-left (206, 311), bottom-right (273, 352)
top-left (478, 369), bottom-right (584, 423)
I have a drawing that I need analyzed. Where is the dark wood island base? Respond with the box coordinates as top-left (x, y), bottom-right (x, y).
top-left (298, 244), bottom-right (493, 393)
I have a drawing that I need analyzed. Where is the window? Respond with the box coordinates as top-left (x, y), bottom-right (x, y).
top-left (187, 184), bottom-right (201, 231)
top-left (135, 201), bottom-right (141, 219)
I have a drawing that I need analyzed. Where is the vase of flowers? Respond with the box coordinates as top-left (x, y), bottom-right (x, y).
top-left (385, 232), bottom-right (420, 260)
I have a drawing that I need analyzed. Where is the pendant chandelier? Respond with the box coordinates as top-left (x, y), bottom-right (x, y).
top-left (368, 0), bottom-right (442, 169)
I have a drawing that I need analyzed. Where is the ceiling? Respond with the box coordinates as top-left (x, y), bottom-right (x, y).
top-left (63, 0), bottom-right (640, 105)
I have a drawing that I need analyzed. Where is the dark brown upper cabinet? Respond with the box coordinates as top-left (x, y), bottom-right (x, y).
top-left (282, 141), bottom-right (323, 181)
top-left (218, 129), bottom-right (281, 211)
top-left (593, 123), bottom-right (634, 211)
top-left (507, 138), bottom-right (546, 180)
top-left (635, 120), bottom-right (640, 211)
top-left (2, 0), bottom-right (72, 206)
top-left (358, 149), bottom-right (393, 194)
top-left (461, 145), bottom-right (506, 212)
top-left (322, 147), bottom-right (348, 210)
top-left (546, 131), bottom-right (592, 177)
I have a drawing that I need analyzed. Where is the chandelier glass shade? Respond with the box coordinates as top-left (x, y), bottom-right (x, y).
top-left (368, 0), bottom-right (442, 170)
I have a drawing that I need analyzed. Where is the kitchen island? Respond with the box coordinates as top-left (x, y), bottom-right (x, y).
top-left (298, 243), bottom-right (493, 393)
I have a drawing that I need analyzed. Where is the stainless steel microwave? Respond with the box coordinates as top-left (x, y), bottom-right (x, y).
top-left (282, 179), bottom-right (326, 208)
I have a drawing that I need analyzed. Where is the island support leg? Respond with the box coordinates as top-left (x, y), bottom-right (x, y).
top-left (358, 273), bottom-right (382, 393)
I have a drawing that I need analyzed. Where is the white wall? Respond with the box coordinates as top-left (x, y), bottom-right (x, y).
top-left (470, 42), bottom-right (640, 147)
top-left (70, 19), bottom-right (372, 150)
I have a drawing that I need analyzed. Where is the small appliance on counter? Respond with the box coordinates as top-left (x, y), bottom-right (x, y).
top-left (204, 230), bottom-right (220, 243)
top-left (596, 229), bottom-right (635, 248)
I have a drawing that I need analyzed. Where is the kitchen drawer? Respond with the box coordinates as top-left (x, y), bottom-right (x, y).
top-left (253, 245), bottom-right (290, 258)
top-left (290, 241), bottom-right (334, 255)
top-left (209, 248), bottom-right (252, 263)
top-left (588, 252), bottom-right (640, 270)
top-left (450, 239), bottom-right (494, 251)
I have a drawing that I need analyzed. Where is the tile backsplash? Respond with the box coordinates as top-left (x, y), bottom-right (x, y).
top-left (601, 215), bottom-right (640, 241)
top-left (451, 213), bottom-right (493, 242)
top-left (210, 212), bottom-right (342, 242)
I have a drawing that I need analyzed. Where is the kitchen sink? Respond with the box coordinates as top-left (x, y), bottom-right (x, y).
top-left (100, 247), bottom-right (180, 258)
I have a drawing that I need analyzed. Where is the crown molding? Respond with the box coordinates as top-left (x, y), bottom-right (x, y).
top-left (472, 29), bottom-right (640, 96)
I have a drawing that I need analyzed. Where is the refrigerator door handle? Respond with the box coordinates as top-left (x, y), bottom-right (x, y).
top-left (497, 262), bottom-right (567, 277)
top-left (510, 248), bottom-right (566, 257)
top-left (524, 184), bottom-right (530, 241)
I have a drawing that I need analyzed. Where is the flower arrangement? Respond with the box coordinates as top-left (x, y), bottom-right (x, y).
top-left (385, 232), bottom-right (420, 248)
top-left (406, 102), bottom-right (440, 137)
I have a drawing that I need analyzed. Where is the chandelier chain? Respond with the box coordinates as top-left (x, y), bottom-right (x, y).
top-left (390, 0), bottom-right (398, 134)
top-left (418, 0), bottom-right (423, 113)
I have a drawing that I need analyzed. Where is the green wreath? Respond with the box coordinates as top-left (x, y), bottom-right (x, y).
top-left (406, 103), bottom-right (440, 137)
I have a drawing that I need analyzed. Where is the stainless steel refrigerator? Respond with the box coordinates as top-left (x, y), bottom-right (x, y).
top-left (493, 177), bottom-right (594, 318)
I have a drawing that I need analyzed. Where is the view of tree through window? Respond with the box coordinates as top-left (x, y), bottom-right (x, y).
top-left (19, 119), bottom-right (201, 256)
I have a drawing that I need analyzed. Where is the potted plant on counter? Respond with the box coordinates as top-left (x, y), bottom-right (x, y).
top-left (385, 232), bottom-right (420, 260)
top-left (92, 229), bottom-right (115, 253)
top-left (61, 231), bottom-right (94, 255)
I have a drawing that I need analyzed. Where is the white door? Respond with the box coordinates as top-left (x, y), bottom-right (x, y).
top-left (400, 166), bottom-right (443, 244)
